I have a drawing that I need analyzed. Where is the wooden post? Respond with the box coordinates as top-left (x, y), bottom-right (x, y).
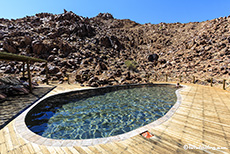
top-left (223, 79), bottom-right (226, 90)
top-left (166, 74), bottom-right (168, 82)
top-left (22, 61), bottom-right (25, 78)
top-left (67, 74), bottom-right (70, 84)
top-left (179, 75), bottom-right (182, 83)
top-left (155, 75), bottom-right (157, 81)
top-left (210, 78), bottom-right (213, 87)
top-left (27, 60), bottom-right (32, 93)
top-left (147, 73), bottom-right (150, 83)
top-left (193, 76), bottom-right (195, 84)
top-left (45, 62), bottom-right (49, 85)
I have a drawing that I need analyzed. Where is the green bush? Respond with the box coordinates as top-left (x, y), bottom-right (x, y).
top-left (125, 60), bottom-right (138, 71)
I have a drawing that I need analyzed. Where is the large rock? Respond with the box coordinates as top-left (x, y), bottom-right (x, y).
top-left (4, 65), bottom-right (15, 73)
top-left (23, 35), bottom-right (32, 46)
top-left (100, 36), bottom-right (112, 48)
top-left (47, 55), bottom-right (56, 61)
top-left (58, 41), bottom-right (74, 57)
top-left (48, 65), bottom-right (61, 74)
top-left (96, 13), bottom-right (114, 20)
top-left (70, 22), bottom-right (95, 37)
top-left (95, 62), bottom-right (108, 72)
top-left (148, 53), bottom-right (159, 62)
top-left (0, 30), bottom-right (6, 40)
top-left (100, 36), bottom-right (123, 50)
top-left (32, 40), bottom-right (46, 55)
top-left (3, 38), bottom-right (17, 53)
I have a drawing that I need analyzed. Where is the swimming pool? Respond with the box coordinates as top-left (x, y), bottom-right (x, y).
top-left (25, 84), bottom-right (178, 140)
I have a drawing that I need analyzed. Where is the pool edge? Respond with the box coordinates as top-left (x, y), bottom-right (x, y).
top-left (14, 83), bottom-right (186, 147)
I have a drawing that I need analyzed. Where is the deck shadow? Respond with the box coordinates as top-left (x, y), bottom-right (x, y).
top-left (0, 86), bottom-right (55, 129)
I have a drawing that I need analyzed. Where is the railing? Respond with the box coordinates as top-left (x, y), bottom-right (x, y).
top-left (56, 71), bottom-right (229, 91)
top-left (147, 72), bottom-right (230, 91)
top-left (4, 64), bottom-right (228, 91)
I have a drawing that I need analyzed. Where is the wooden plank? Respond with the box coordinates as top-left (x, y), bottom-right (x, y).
top-left (39, 145), bottom-right (51, 154)
top-left (0, 130), bottom-right (5, 144)
top-left (20, 145), bottom-right (31, 154)
top-left (5, 150), bottom-right (15, 154)
top-left (17, 136), bottom-right (28, 146)
top-left (3, 127), bottom-right (14, 151)
top-left (61, 147), bottom-right (74, 154)
top-left (53, 147), bottom-right (65, 154)
top-left (31, 143), bottom-right (41, 153)
top-left (123, 137), bottom-right (154, 154)
top-left (99, 143), bottom-right (120, 154)
top-left (87, 145), bottom-right (103, 154)
top-left (73, 146), bottom-right (90, 154)
top-left (81, 147), bottom-right (95, 154)
top-left (12, 148), bottom-right (23, 154)
top-left (143, 135), bottom-right (180, 153)
top-left (0, 142), bottom-right (8, 154)
top-left (46, 146), bottom-right (57, 154)
top-left (67, 147), bottom-right (81, 154)
top-left (25, 143), bottom-right (36, 154)
top-left (93, 144), bottom-right (111, 154)
top-left (113, 142), bottom-right (133, 154)
top-left (108, 142), bottom-right (131, 154)
top-left (22, 61), bottom-right (25, 77)
top-left (118, 139), bottom-right (146, 154)
top-left (8, 124), bottom-right (20, 148)
top-left (135, 135), bottom-right (180, 154)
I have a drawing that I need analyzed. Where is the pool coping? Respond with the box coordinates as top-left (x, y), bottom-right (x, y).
top-left (14, 83), bottom-right (185, 147)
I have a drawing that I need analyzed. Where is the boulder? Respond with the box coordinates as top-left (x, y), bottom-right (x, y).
top-left (3, 38), bottom-right (17, 53)
top-left (47, 55), bottom-right (56, 62)
top-left (100, 36), bottom-right (112, 48)
top-left (90, 82), bottom-right (99, 87)
top-left (75, 74), bottom-right (82, 82)
top-left (96, 13), bottom-right (114, 20)
top-left (100, 36), bottom-right (123, 50)
top-left (95, 62), bottom-right (108, 73)
top-left (148, 53), bottom-right (159, 62)
top-left (0, 30), bottom-right (5, 40)
top-left (48, 65), bottom-right (61, 74)
top-left (55, 72), bottom-right (63, 78)
top-left (88, 76), bottom-right (99, 84)
top-left (125, 71), bottom-right (132, 80)
top-left (114, 69), bottom-right (122, 77)
top-left (23, 35), bottom-right (32, 46)
top-left (25, 45), bottom-right (32, 53)
top-left (32, 40), bottom-right (46, 55)
top-left (159, 59), bottom-right (167, 64)
top-left (4, 65), bottom-right (15, 73)
top-left (59, 41), bottom-right (73, 56)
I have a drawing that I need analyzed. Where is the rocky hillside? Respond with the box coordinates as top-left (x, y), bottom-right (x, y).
top-left (0, 10), bottom-right (230, 86)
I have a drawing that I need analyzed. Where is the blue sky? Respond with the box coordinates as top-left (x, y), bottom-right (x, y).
top-left (1, 0), bottom-right (230, 24)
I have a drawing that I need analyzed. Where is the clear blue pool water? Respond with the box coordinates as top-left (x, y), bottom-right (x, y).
top-left (26, 85), bottom-right (177, 140)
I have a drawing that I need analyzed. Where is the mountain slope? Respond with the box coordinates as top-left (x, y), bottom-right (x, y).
top-left (0, 11), bottom-right (229, 86)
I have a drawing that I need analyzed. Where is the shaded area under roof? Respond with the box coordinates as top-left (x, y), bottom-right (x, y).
top-left (0, 51), bottom-right (49, 92)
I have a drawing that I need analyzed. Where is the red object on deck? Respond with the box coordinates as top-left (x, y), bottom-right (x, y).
top-left (141, 131), bottom-right (154, 138)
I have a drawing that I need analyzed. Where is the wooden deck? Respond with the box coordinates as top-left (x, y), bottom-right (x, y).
top-left (1, 83), bottom-right (230, 154)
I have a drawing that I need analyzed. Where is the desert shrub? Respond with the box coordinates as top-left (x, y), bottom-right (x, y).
top-left (125, 60), bottom-right (138, 71)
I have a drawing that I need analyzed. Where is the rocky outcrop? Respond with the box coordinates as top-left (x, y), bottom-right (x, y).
top-left (0, 11), bottom-right (230, 86)
top-left (96, 13), bottom-right (114, 20)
